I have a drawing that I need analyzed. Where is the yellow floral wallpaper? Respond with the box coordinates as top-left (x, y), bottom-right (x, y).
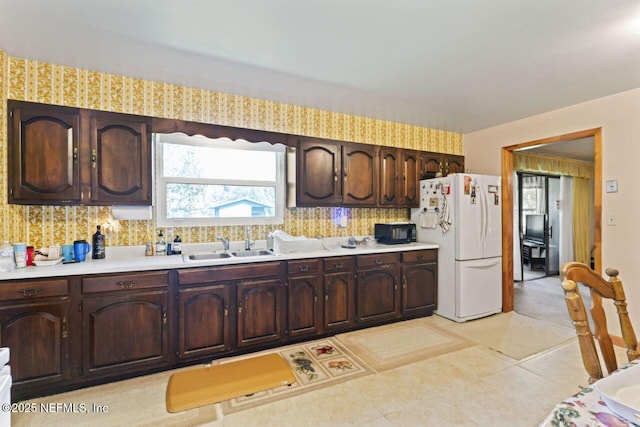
top-left (0, 51), bottom-right (463, 248)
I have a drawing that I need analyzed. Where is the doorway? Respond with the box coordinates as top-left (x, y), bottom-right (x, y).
top-left (518, 172), bottom-right (561, 280)
top-left (500, 128), bottom-right (602, 315)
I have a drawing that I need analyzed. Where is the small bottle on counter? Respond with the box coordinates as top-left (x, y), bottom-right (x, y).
top-left (172, 235), bottom-right (182, 255)
top-left (145, 241), bottom-right (153, 256)
top-left (92, 225), bottom-right (106, 259)
top-left (155, 230), bottom-right (166, 256)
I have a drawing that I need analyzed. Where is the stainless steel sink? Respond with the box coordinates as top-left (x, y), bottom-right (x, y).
top-left (187, 252), bottom-right (233, 261)
top-left (231, 249), bottom-right (274, 257)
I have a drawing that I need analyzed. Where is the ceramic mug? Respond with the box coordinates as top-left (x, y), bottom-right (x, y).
top-left (61, 244), bottom-right (74, 262)
top-left (73, 240), bottom-right (91, 262)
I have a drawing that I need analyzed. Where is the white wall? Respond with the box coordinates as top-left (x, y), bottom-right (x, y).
top-left (464, 88), bottom-right (640, 336)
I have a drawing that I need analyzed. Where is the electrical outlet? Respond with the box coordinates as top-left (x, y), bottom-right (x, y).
top-left (607, 215), bottom-right (616, 226)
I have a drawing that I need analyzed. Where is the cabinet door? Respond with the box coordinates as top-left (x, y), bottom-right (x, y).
top-left (237, 278), bottom-right (284, 348)
top-left (356, 265), bottom-right (400, 323)
top-left (0, 300), bottom-right (70, 391)
top-left (323, 271), bottom-right (356, 332)
top-left (9, 102), bottom-right (81, 204)
top-left (401, 263), bottom-right (437, 317)
top-left (178, 285), bottom-right (231, 359)
top-left (297, 140), bottom-right (341, 206)
top-left (420, 153), bottom-right (443, 180)
top-left (401, 150), bottom-right (419, 207)
top-left (287, 275), bottom-right (322, 338)
top-left (342, 143), bottom-right (376, 205)
top-left (378, 147), bottom-right (400, 206)
top-left (90, 113), bottom-right (152, 204)
top-left (82, 291), bottom-right (169, 378)
top-left (443, 155), bottom-right (464, 176)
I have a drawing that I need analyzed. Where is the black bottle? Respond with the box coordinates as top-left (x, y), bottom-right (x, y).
top-left (173, 235), bottom-right (182, 255)
top-left (92, 225), bottom-right (105, 259)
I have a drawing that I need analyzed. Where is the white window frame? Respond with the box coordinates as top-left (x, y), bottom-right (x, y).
top-left (154, 133), bottom-right (286, 227)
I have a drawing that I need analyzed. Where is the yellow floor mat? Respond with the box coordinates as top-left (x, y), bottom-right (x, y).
top-left (166, 353), bottom-right (296, 413)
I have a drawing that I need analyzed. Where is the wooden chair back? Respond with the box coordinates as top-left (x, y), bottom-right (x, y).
top-left (561, 262), bottom-right (639, 384)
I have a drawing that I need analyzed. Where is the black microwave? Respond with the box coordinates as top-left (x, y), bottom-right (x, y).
top-left (374, 223), bottom-right (417, 244)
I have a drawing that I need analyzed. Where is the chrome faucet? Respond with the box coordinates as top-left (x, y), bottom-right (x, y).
top-left (244, 226), bottom-right (255, 251)
top-left (217, 236), bottom-right (230, 252)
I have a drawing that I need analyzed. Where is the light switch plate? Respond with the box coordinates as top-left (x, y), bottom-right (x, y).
top-left (606, 180), bottom-right (618, 193)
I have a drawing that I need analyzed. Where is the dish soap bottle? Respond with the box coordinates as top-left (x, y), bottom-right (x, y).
top-left (155, 229), bottom-right (166, 256)
top-left (172, 235), bottom-right (182, 255)
top-left (92, 225), bottom-right (106, 259)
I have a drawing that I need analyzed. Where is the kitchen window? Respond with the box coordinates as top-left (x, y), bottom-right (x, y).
top-left (155, 133), bottom-right (286, 226)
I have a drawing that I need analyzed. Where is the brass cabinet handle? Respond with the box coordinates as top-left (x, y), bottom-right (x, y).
top-left (375, 259), bottom-right (383, 265)
top-left (298, 265), bottom-right (309, 272)
top-left (73, 146), bottom-right (78, 161)
top-left (162, 309), bottom-right (167, 325)
top-left (20, 288), bottom-right (42, 297)
top-left (334, 262), bottom-right (343, 269)
top-left (117, 280), bottom-right (136, 289)
top-left (334, 167), bottom-right (338, 182)
top-left (91, 149), bottom-right (97, 169)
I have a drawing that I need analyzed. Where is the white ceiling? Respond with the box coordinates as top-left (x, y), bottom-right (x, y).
top-left (1, 0), bottom-right (639, 133)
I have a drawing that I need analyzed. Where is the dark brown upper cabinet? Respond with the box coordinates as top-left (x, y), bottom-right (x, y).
top-left (400, 150), bottom-right (419, 207)
top-left (378, 147), bottom-right (419, 207)
top-left (378, 147), bottom-right (400, 206)
top-left (9, 102), bottom-right (81, 204)
top-left (296, 139), bottom-right (342, 206)
top-left (90, 112), bottom-right (151, 204)
top-left (420, 152), bottom-right (465, 179)
top-left (342, 143), bottom-right (376, 205)
top-left (295, 138), bottom-right (377, 207)
top-left (8, 100), bottom-right (152, 205)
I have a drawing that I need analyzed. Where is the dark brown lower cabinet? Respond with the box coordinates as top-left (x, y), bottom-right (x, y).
top-left (322, 256), bottom-right (356, 332)
top-left (401, 250), bottom-right (438, 317)
top-left (0, 300), bottom-right (70, 395)
top-left (356, 253), bottom-right (401, 323)
top-left (81, 290), bottom-right (170, 379)
top-left (237, 278), bottom-right (285, 348)
top-left (178, 284), bottom-right (231, 359)
top-left (287, 275), bottom-right (322, 338)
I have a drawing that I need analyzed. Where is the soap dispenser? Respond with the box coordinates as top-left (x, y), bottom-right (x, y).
top-left (155, 229), bottom-right (166, 256)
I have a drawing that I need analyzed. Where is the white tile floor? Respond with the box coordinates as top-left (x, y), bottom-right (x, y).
top-left (214, 318), bottom-right (589, 427)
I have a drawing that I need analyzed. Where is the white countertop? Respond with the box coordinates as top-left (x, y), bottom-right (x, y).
top-left (0, 239), bottom-right (438, 281)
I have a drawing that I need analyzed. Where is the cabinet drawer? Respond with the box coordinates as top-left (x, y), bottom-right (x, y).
top-left (0, 279), bottom-right (68, 301)
top-left (323, 256), bottom-right (354, 272)
top-left (179, 262), bottom-right (282, 286)
top-left (402, 250), bottom-right (437, 263)
top-left (82, 271), bottom-right (169, 294)
top-left (287, 259), bottom-right (320, 275)
top-left (357, 253), bottom-right (399, 268)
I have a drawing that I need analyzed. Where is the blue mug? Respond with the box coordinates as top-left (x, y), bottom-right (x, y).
top-left (73, 240), bottom-right (91, 262)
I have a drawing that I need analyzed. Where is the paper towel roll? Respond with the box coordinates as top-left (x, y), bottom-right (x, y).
top-left (111, 206), bottom-right (152, 220)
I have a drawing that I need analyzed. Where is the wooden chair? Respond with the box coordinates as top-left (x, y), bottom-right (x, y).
top-left (561, 262), bottom-right (639, 384)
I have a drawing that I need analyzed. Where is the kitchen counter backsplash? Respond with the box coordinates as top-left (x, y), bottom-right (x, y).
top-left (0, 238), bottom-right (438, 281)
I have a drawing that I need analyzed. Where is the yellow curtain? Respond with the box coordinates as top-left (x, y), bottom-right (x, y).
top-left (573, 177), bottom-right (592, 265)
top-left (514, 151), bottom-right (594, 266)
top-left (513, 152), bottom-right (593, 179)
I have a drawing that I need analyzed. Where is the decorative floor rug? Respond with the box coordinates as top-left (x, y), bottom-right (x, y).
top-left (335, 318), bottom-right (474, 372)
top-left (219, 338), bottom-right (373, 415)
top-left (440, 311), bottom-right (576, 360)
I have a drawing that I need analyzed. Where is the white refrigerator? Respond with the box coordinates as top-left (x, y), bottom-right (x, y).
top-left (410, 174), bottom-right (502, 322)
